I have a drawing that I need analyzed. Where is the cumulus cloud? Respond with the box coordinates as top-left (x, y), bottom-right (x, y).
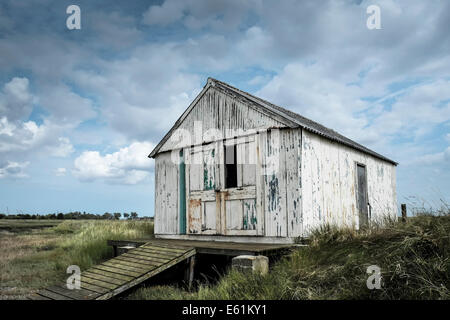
top-left (0, 77), bottom-right (76, 180)
top-left (0, 161), bottom-right (29, 179)
top-left (73, 142), bottom-right (154, 184)
top-left (0, 117), bottom-right (74, 157)
top-left (72, 43), bottom-right (202, 141)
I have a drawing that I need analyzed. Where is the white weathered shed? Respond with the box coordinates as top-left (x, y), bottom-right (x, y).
top-left (149, 78), bottom-right (397, 244)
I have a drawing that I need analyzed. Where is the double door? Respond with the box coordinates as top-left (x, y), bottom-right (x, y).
top-left (184, 136), bottom-right (259, 236)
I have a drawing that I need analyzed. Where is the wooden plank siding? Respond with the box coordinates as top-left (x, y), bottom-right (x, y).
top-left (301, 130), bottom-right (397, 235)
top-left (155, 151), bottom-right (179, 235)
top-left (158, 86), bottom-right (289, 153)
top-left (263, 129), bottom-right (287, 237)
top-left (285, 129), bottom-right (303, 237)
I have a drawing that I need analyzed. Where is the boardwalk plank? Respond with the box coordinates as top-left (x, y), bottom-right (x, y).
top-left (39, 242), bottom-right (196, 300)
top-left (81, 276), bottom-right (117, 290)
top-left (108, 258), bottom-right (157, 271)
top-left (134, 247), bottom-right (180, 258)
top-left (46, 284), bottom-right (100, 300)
top-left (124, 249), bottom-right (172, 263)
top-left (114, 255), bottom-right (160, 267)
top-left (141, 244), bottom-right (187, 253)
top-left (38, 289), bottom-right (73, 300)
top-left (88, 267), bottom-right (135, 281)
top-left (102, 261), bottom-right (148, 274)
top-left (28, 293), bottom-right (51, 300)
top-left (83, 271), bottom-right (127, 286)
top-left (131, 247), bottom-right (176, 258)
top-left (121, 252), bottom-right (172, 264)
top-left (80, 281), bottom-right (110, 294)
top-left (93, 264), bottom-right (142, 278)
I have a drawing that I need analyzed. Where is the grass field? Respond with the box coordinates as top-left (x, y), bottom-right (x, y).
top-left (0, 220), bottom-right (62, 234)
top-left (0, 214), bottom-right (448, 300)
top-left (0, 219), bottom-right (154, 299)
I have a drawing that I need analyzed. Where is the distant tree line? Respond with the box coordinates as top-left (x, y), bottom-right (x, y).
top-left (0, 211), bottom-right (143, 220)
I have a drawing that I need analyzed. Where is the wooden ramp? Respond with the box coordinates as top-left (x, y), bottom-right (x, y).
top-left (29, 243), bottom-right (196, 300)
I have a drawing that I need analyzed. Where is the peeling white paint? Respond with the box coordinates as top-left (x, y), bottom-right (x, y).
top-left (301, 130), bottom-right (397, 236)
top-left (154, 87), bottom-right (397, 243)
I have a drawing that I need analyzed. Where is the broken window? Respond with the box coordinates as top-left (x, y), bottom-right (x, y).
top-left (224, 143), bottom-right (237, 188)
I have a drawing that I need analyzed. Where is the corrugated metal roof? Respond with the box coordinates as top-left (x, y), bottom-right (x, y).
top-left (149, 77), bottom-right (397, 165)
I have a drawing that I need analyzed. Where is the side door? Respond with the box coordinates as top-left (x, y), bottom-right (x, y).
top-left (356, 163), bottom-right (369, 228)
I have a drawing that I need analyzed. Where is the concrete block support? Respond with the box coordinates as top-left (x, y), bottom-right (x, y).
top-left (117, 245), bottom-right (136, 255)
top-left (231, 255), bottom-right (269, 275)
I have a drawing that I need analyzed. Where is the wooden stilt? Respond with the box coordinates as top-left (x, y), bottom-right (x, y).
top-left (184, 255), bottom-right (196, 290)
top-left (401, 204), bottom-right (407, 222)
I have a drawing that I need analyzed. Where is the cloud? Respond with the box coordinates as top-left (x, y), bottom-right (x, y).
top-left (369, 79), bottom-right (450, 139)
top-left (0, 117), bottom-right (74, 157)
top-left (142, 0), bottom-right (185, 26)
top-left (38, 84), bottom-right (96, 125)
top-left (73, 141), bottom-right (154, 184)
top-left (54, 167), bottom-right (66, 177)
top-left (71, 43), bottom-right (202, 141)
top-left (0, 75), bottom-right (81, 179)
top-left (142, 0), bottom-right (256, 31)
top-left (0, 161), bottom-right (29, 179)
top-left (257, 62), bottom-right (450, 158)
top-left (0, 77), bottom-right (34, 122)
top-left (409, 147), bottom-right (450, 166)
top-left (87, 11), bottom-right (143, 50)
top-left (248, 74), bottom-right (272, 86)
top-left (257, 63), bottom-right (372, 143)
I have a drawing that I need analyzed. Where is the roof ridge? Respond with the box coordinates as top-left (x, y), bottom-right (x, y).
top-left (208, 78), bottom-right (397, 165)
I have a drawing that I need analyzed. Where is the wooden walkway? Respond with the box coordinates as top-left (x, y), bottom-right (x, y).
top-left (108, 239), bottom-right (296, 256)
top-left (29, 242), bottom-right (196, 300)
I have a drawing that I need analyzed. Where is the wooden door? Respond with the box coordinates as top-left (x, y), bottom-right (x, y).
top-left (356, 163), bottom-right (369, 228)
top-left (220, 136), bottom-right (258, 236)
top-left (186, 142), bottom-right (220, 235)
top-left (185, 135), bottom-right (259, 236)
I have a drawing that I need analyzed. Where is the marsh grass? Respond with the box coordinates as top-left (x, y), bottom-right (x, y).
top-left (2, 214), bottom-right (448, 300)
top-left (0, 220), bottom-right (153, 299)
top-left (129, 214), bottom-right (449, 300)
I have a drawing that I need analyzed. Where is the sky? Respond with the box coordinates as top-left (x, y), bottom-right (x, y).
top-left (0, 0), bottom-right (449, 216)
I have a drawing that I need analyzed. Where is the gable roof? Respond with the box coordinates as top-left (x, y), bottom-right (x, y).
top-left (149, 78), bottom-right (397, 165)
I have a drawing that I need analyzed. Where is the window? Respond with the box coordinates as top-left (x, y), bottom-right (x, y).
top-left (224, 143), bottom-right (237, 188)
